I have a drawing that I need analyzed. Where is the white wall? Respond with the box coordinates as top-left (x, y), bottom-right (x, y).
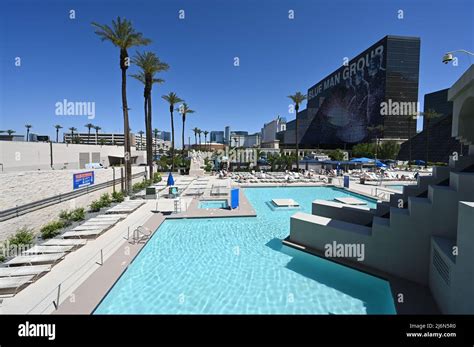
top-left (0, 141), bottom-right (146, 171)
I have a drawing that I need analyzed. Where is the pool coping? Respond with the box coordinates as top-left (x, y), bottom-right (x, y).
top-left (282, 238), bottom-right (440, 314)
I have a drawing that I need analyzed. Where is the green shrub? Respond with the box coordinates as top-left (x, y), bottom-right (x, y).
top-left (153, 172), bottom-right (162, 183)
top-left (59, 210), bottom-right (73, 220)
top-left (112, 191), bottom-right (124, 203)
top-left (40, 220), bottom-right (65, 239)
top-left (89, 200), bottom-right (102, 212)
top-left (8, 227), bottom-right (34, 246)
top-left (99, 193), bottom-right (112, 207)
top-left (71, 207), bottom-right (85, 221)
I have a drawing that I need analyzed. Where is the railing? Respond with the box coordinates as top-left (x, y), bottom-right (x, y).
top-left (371, 187), bottom-right (396, 201)
top-left (26, 221), bottom-right (145, 314)
top-left (0, 171), bottom-right (145, 222)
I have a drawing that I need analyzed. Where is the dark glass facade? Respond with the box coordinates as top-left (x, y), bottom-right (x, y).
top-left (284, 35), bottom-right (420, 148)
top-left (423, 88), bottom-right (453, 129)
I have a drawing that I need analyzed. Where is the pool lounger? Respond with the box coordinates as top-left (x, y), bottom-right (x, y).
top-left (62, 229), bottom-right (105, 238)
top-left (22, 245), bottom-right (74, 254)
top-left (4, 253), bottom-right (66, 266)
top-left (42, 239), bottom-right (87, 246)
top-left (0, 275), bottom-right (35, 295)
top-left (0, 265), bottom-right (51, 277)
top-left (72, 225), bottom-right (108, 231)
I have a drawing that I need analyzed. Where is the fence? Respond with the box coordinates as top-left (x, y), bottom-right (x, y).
top-left (0, 171), bottom-right (146, 222)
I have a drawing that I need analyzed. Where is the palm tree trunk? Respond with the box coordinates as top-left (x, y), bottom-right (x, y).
top-left (88, 129), bottom-right (91, 145)
top-left (121, 64), bottom-right (131, 194)
top-left (170, 106), bottom-right (175, 172)
top-left (182, 115), bottom-right (186, 155)
top-left (426, 120), bottom-right (430, 165)
top-left (408, 118), bottom-right (412, 163)
top-left (56, 130), bottom-right (59, 143)
top-left (146, 92), bottom-right (153, 181)
top-left (295, 105), bottom-right (299, 171)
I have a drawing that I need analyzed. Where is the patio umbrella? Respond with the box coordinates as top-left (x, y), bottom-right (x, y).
top-left (350, 157), bottom-right (374, 164)
top-left (375, 160), bottom-right (387, 168)
top-left (167, 172), bottom-right (175, 186)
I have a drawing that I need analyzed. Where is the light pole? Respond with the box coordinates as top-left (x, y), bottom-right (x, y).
top-left (442, 50), bottom-right (474, 64)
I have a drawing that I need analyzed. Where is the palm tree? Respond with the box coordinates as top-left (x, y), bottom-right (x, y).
top-left (131, 51), bottom-right (169, 180)
top-left (85, 123), bottom-right (94, 144)
top-left (6, 130), bottom-right (16, 136)
top-left (405, 114), bottom-right (416, 164)
top-left (69, 127), bottom-right (77, 143)
top-left (367, 124), bottom-right (384, 160)
top-left (203, 130), bottom-right (209, 151)
top-left (153, 128), bottom-right (159, 158)
top-left (25, 124), bottom-right (32, 142)
top-left (92, 16), bottom-right (151, 194)
top-left (162, 92), bottom-right (184, 171)
top-left (420, 109), bottom-right (442, 165)
top-left (137, 130), bottom-right (145, 150)
top-left (54, 125), bottom-right (63, 143)
top-left (287, 92), bottom-right (307, 171)
top-left (197, 129), bottom-right (202, 150)
top-left (178, 103), bottom-right (195, 154)
top-left (94, 125), bottom-right (101, 145)
top-left (192, 127), bottom-right (200, 149)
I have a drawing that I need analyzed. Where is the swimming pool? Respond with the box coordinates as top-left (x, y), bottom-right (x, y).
top-left (95, 187), bottom-right (395, 314)
top-left (199, 199), bottom-right (228, 209)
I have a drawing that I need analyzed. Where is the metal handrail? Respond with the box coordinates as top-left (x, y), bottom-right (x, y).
top-left (0, 171), bottom-right (145, 222)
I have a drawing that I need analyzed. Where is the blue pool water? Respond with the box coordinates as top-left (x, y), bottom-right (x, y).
top-left (95, 187), bottom-right (395, 314)
top-left (199, 200), bottom-right (228, 209)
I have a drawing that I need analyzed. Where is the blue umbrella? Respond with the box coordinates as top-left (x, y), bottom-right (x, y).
top-left (375, 160), bottom-right (387, 168)
top-left (350, 157), bottom-right (374, 164)
top-left (415, 159), bottom-right (426, 166)
top-left (166, 172), bottom-right (175, 186)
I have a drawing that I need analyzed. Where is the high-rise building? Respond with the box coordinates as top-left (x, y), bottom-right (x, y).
top-left (283, 35), bottom-right (420, 148)
top-left (261, 116), bottom-right (286, 145)
top-left (210, 131), bottom-right (224, 143)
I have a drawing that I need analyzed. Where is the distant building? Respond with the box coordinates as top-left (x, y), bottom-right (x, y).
top-left (0, 134), bottom-right (25, 142)
top-left (261, 116), bottom-right (286, 145)
top-left (133, 134), bottom-right (171, 152)
top-left (210, 131), bottom-right (224, 144)
top-left (224, 126), bottom-right (231, 145)
top-left (64, 132), bottom-right (127, 145)
top-left (397, 88), bottom-right (467, 163)
top-left (28, 133), bottom-right (50, 142)
top-left (156, 130), bottom-right (171, 142)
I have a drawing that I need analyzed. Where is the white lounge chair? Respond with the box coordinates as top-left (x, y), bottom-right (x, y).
top-left (62, 230), bottom-right (104, 238)
top-left (0, 264), bottom-right (51, 277)
top-left (23, 245), bottom-right (74, 254)
top-left (42, 239), bottom-right (87, 246)
top-left (0, 275), bottom-right (34, 295)
top-left (4, 253), bottom-right (65, 266)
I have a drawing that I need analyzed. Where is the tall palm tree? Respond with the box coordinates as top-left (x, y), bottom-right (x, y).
top-left (94, 125), bottom-right (101, 145)
top-left (287, 91), bottom-right (307, 170)
top-left (192, 127), bottom-right (200, 149)
top-left (153, 128), bottom-right (159, 158)
top-left (92, 17), bottom-right (151, 194)
top-left (405, 114), bottom-right (416, 164)
top-left (131, 51), bottom-right (169, 180)
top-left (178, 103), bottom-right (195, 154)
top-left (197, 129), bottom-right (202, 150)
top-left (68, 127), bottom-right (77, 143)
top-left (367, 124), bottom-right (384, 160)
top-left (420, 109), bottom-right (442, 165)
top-left (203, 130), bottom-right (209, 151)
top-left (85, 123), bottom-right (94, 144)
top-left (6, 130), bottom-right (16, 136)
top-left (162, 92), bottom-right (184, 171)
top-left (137, 130), bottom-right (145, 150)
top-left (25, 124), bottom-right (32, 142)
top-left (54, 125), bottom-right (62, 143)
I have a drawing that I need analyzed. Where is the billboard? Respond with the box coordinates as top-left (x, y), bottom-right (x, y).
top-left (73, 171), bottom-right (94, 190)
top-left (302, 38), bottom-right (387, 145)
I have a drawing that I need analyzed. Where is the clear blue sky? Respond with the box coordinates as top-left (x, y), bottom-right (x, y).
top-left (1, 0), bottom-right (473, 146)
